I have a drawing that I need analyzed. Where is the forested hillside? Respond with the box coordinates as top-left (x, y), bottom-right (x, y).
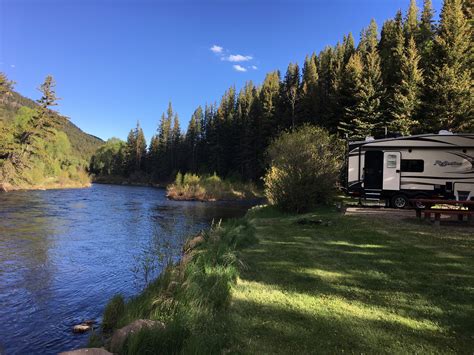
top-left (91, 0), bottom-right (472, 184)
top-left (0, 90), bottom-right (103, 161)
top-left (0, 74), bottom-right (103, 189)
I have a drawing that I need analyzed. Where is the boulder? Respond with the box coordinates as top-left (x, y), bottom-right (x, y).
top-left (73, 324), bottom-right (91, 333)
top-left (72, 320), bottom-right (96, 333)
top-left (110, 319), bottom-right (165, 353)
top-left (59, 348), bottom-right (112, 355)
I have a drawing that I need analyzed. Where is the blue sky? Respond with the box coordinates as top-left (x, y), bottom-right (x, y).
top-left (1, 0), bottom-right (442, 142)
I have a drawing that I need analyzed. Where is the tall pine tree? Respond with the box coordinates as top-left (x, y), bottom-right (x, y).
top-left (425, 0), bottom-right (473, 131)
top-left (390, 36), bottom-right (424, 135)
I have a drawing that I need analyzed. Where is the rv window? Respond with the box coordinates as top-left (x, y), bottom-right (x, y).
top-left (401, 159), bottom-right (424, 172)
top-left (387, 154), bottom-right (397, 168)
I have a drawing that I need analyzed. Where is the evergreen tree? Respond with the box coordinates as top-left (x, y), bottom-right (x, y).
top-left (425, 0), bottom-right (473, 131)
top-left (405, 0), bottom-right (420, 41)
top-left (0, 72), bottom-right (14, 97)
top-left (123, 121), bottom-right (147, 174)
top-left (21, 75), bottom-right (60, 145)
top-left (419, 0), bottom-right (436, 71)
top-left (420, 0), bottom-right (435, 43)
top-left (147, 134), bottom-right (159, 173)
top-left (157, 109), bottom-right (172, 178)
top-left (338, 53), bottom-right (364, 135)
top-left (379, 11), bottom-right (404, 90)
top-left (185, 108), bottom-right (201, 172)
top-left (342, 33), bottom-right (356, 64)
top-left (299, 54), bottom-right (319, 123)
top-left (124, 128), bottom-right (137, 175)
top-left (358, 19), bottom-right (379, 54)
top-left (390, 36), bottom-right (424, 135)
top-left (317, 47), bottom-right (336, 129)
top-left (353, 20), bottom-right (386, 136)
top-left (282, 63), bottom-right (300, 129)
top-left (171, 113), bottom-right (181, 171)
top-left (135, 122), bottom-right (147, 171)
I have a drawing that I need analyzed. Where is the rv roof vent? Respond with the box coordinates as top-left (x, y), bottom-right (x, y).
top-left (365, 136), bottom-right (375, 142)
top-left (439, 130), bottom-right (453, 135)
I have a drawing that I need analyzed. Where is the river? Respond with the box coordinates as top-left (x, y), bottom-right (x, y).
top-left (0, 184), bottom-right (250, 354)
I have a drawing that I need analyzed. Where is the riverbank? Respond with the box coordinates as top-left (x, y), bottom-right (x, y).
top-left (96, 204), bottom-right (474, 353)
top-left (0, 180), bottom-right (91, 192)
top-left (91, 175), bottom-right (165, 188)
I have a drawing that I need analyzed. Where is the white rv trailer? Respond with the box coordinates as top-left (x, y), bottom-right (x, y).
top-left (346, 133), bottom-right (474, 208)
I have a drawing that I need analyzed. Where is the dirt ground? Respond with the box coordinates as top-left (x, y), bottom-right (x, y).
top-left (345, 206), bottom-right (415, 221)
top-left (345, 206), bottom-right (473, 226)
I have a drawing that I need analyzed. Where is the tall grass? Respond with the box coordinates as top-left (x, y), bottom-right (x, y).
top-left (166, 172), bottom-right (261, 201)
top-left (100, 217), bottom-right (257, 354)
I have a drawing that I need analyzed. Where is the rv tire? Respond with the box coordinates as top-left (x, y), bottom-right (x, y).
top-left (391, 194), bottom-right (409, 209)
top-left (412, 195), bottom-right (431, 209)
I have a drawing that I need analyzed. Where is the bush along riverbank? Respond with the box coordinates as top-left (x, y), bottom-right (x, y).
top-left (166, 172), bottom-right (262, 202)
top-left (93, 214), bottom-right (258, 354)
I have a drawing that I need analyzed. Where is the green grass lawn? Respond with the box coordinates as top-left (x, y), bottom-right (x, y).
top-left (230, 206), bottom-right (474, 354)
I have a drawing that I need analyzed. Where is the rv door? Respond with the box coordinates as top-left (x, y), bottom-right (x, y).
top-left (383, 152), bottom-right (401, 191)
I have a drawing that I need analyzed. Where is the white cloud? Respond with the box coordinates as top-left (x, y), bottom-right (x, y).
top-left (209, 45), bottom-right (258, 71)
top-left (224, 54), bottom-right (253, 62)
top-left (10, 64), bottom-right (15, 68)
top-left (210, 45), bottom-right (223, 54)
top-left (233, 65), bottom-right (247, 72)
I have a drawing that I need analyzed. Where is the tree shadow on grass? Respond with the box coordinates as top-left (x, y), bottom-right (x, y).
top-left (231, 297), bottom-right (458, 354)
top-left (235, 211), bottom-right (474, 353)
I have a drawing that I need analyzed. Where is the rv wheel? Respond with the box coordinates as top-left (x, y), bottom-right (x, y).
top-left (413, 196), bottom-right (430, 209)
top-left (391, 194), bottom-right (409, 209)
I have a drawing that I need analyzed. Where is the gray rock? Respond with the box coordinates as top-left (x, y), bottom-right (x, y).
top-left (110, 319), bottom-right (165, 353)
top-left (73, 324), bottom-right (92, 333)
top-left (72, 320), bottom-right (96, 333)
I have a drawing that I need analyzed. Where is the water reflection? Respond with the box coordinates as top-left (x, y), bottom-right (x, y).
top-left (0, 184), bottom-right (250, 354)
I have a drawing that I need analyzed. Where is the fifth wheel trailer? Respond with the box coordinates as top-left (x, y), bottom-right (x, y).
top-left (346, 133), bottom-right (474, 208)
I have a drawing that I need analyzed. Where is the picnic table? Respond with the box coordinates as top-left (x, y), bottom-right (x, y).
top-left (410, 199), bottom-right (474, 226)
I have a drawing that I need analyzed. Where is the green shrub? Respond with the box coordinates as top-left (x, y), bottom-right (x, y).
top-left (167, 172), bottom-right (260, 201)
top-left (102, 294), bottom-right (125, 331)
top-left (264, 125), bottom-right (344, 213)
top-left (182, 173), bottom-right (200, 185)
top-left (174, 171), bottom-right (183, 187)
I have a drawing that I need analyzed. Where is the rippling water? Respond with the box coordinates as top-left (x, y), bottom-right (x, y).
top-left (0, 184), bottom-right (249, 354)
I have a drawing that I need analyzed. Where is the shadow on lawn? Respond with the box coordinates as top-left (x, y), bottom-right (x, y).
top-left (232, 297), bottom-right (450, 354)
top-left (236, 212), bottom-right (474, 352)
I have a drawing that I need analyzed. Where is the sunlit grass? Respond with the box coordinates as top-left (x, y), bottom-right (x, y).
top-left (230, 205), bottom-right (474, 354)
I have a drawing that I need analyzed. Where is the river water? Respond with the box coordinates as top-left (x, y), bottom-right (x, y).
top-left (0, 184), bottom-right (250, 354)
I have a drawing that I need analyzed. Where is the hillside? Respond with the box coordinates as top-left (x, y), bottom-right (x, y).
top-left (0, 91), bottom-right (103, 162)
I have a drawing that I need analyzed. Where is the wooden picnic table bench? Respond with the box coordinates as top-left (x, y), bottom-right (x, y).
top-left (410, 199), bottom-right (474, 226)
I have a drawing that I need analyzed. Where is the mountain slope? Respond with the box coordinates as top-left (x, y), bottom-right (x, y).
top-left (0, 91), bottom-right (103, 161)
